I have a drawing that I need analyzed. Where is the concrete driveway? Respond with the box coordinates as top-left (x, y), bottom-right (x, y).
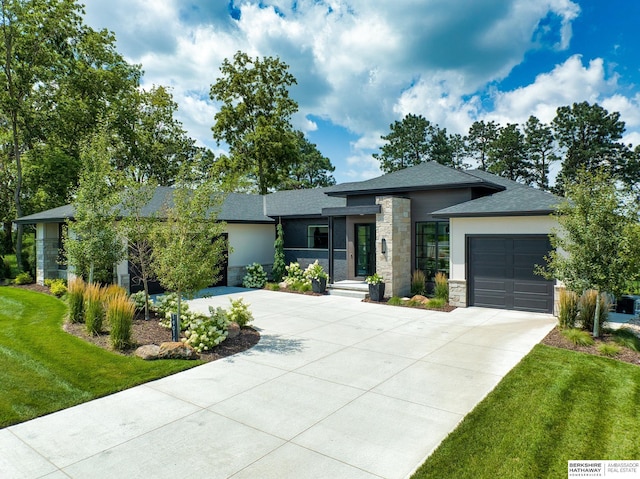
top-left (1, 288), bottom-right (555, 479)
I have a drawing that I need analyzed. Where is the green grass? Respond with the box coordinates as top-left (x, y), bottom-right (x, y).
top-left (412, 345), bottom-right (640, 479)
top-left (0, 287), bottom-right (201, 428)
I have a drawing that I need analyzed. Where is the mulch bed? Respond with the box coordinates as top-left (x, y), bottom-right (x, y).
top-left (12, 283), bottom-right (260, 362)
top-left (540, 324), bottom-right (640, 367)
top-left (364, 297), bottom-right (457, 313)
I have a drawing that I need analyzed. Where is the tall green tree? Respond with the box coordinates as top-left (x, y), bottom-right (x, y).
top-left (523, 116), bottom-right (558, 190)
top-left (272, 223), bottom-right (286, 282)
top-left (373, 114), bottom-right (434, 173)
top-left (210, 51), bottom-right (299, 194)
top-left (540, 169), bottom-right (640, 336)
top-left (486, 123), bottom-right (532, 183)
top-left (552, 102), bottom-right (627, 194)
top-left (429, 127), bottom-right (455, 167)
top-left (279, 131), bottom-right (335, 189)
top-left (466, 120), bottom-right (498, 170)
top-left (65, 133), bottom-right (124, 284)
top-left (150, 175), bottom-right (227, 333)
top-left (449, 133), bottom-right (470, 170)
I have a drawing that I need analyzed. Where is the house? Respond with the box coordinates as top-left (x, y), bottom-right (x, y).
top-left (14, 161), bottom-right (561, 314)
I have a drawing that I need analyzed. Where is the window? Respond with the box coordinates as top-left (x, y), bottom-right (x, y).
top-left (415, 221), bottom-right (449, 281)
top-left (307, 225), bottom-right (328, 249)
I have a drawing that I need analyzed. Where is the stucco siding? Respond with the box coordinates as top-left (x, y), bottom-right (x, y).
top-left (449, 215), bottom-right (558, 280)
top-left (227, 223), bottom-right (275, 267)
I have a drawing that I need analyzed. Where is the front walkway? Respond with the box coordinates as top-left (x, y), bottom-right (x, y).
top-left (1, 289), bottom-right (555, 479)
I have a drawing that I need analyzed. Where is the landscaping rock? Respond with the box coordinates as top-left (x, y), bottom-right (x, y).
top-left (410, 295), bottom-right (430, 304)
top-left (278, 281), bottom-right (288, 289)
top-left (227, 322), bottom-right (240, 339)
top-left (158, 342), bottom-right (200, 360)
top-left (135, 344), bottom-right (161, 360)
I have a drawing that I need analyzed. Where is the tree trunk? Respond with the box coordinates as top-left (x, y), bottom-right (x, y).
top-left (2, 221), bottom-right (12, 254)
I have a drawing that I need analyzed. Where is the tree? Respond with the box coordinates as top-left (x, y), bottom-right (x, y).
top-left (429, 127), bottom-right (454, 167)
top-left (449, 133), bottom-right (470, 170)
top-left (112, 85), bottom-right (197, 186)
top-left (118, 181), bottom-right (157, 320)
top-left (540, 169), bottom-right (640, 337)
top-left (523, 116), bottom-right (558, 190)
top-left (210, 51), bottom-right (299, 194)
top-left (65, 133), bottom-right (124, 284)
top-left (486, 123), bottom-right (532, 183)
top-left (272, 223), bottom-right (286, 282)
top-left (466, 120), bottom-right (498, 170)
top-left (373, 114), bottom-right (434, 173)
top-left (279, 131), bottom-right (335, 189)
top-left (150, 175), bottom-right (227, 333)
top-left (552, 102), bottom-right (627, 194)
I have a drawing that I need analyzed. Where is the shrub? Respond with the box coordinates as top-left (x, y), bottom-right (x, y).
top-left (183, 306), bottom-right (229, 352)
top-left (425, 297), bottom-right (446, 309)
top-left (578, 290), bottom-right (609, 332)
top-left (130, 291), bottom-right (148, 312)
top-left (557, 289), bottom-right (579, 329)
top-left (155, 293), bottom-right (180, 318)
top-left (561, 328), bottom-right (595, 346)
top-left (284, 262), bottom-right (306, 285)
top-left (411, 270), bottom-right (426, 296)
top-left (108, 295), bottom-right (135, 350)
top-left (242, 263), bottom-right (268, 288)
top-left (434, 272), bottom-right (449, 302)
top-left (597, 343), bottom-right (620, 357)
top-left (611, 328), bottom-right (640, 352)
top-left (67, 278), bottom-right (86, 323)
top-left (289, 279), bottom-right (312, 292)
top-left (272, 223), bottom-right (286, 282)
top-left (84, 283), bottom-right (105, 335)
top-left (227, 297), bottom-right (253, 327)
top-left (0, 259), bottom-right (10, 280)
top-left (388, 296), bottom-right (404, 306)
top-left (13, 272), bottom-right (33, 285)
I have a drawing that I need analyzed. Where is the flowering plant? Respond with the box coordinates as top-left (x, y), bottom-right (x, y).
top-left (365, 273), bottom-right (384, 285)
top-left (304, 260), bottom-right (328, 281)
top-left (284, 262), bottom-right (307, 286)
top-left (227, 297), bottom-right (253, 327)
top-left (182, 306), bottom-right (230, 352)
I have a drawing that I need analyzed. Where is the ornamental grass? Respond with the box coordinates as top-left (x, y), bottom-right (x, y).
top-left (84, 283), bottom-right (105, 336)
top-left (67, 277), bottom-right (86, 323)
top-left (107, 295), bottom-right (135, 350)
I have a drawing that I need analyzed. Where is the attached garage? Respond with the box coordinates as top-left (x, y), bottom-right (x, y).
top-left (468, 235), bottom-right (554, 314)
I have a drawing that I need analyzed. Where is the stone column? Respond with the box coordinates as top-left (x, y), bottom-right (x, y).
top-left (448, 279), bottom-right (467, 307)
top-left (375, 196), bottom-right (411, 298)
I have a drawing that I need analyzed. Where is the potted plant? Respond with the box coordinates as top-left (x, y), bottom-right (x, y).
top-left (366, 273), bottom-right (385, 301)
top-left (305, 260), bottom-right (328, 293)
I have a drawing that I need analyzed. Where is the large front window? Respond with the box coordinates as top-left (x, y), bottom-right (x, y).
top-left (415, 221), bottom-right (449, 281)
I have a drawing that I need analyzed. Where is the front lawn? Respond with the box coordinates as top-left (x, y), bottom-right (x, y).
top-left (412, 344), bottom-right (640, 479)
top-left (0, 287), bottom-right (200, 428)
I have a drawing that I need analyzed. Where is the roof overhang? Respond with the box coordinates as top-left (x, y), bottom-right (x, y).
top-left (433, 209), bottom-right (555, 219)
top-left (321, 205), bottom-right (381, 216)
top-left (326, 182), bottom-right (504, 198)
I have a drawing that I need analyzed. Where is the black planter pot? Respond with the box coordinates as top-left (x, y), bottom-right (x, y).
top-left (368, 283), bottom-right (385, 302)
top-left (311, 277), bottom-right (327, 294)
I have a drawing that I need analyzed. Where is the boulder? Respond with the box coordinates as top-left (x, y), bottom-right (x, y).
top-left (410, 295), bottom-right (430, 304)
top-left (227, 322), bottom-right (241, 339)
top-left (278, 281), bottom-right (288, 289)
top-left (158, 342), bottom-right (200, 360)
top-left (135, 344), bottom-right (161, 360)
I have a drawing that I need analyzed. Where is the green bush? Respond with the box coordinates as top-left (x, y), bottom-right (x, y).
top-left (130, 291), bottom-right (148, 312)
top-left (242, 262), bottom-right (268, 288)
top-left (67, 278), bottom-right (85, 323)
top-left (411, 270), bottom-right (426, 296)
top-left (227, 297), bottom-right (253, 327)
top-left (562, 328), bottom-right (595, 346)
top-left (155, 293), bottom-right (180, 318)
top-left (272, 223), bottom-right (286, 282)
top-left (13, 272), bottom-right (33, 285)
top-left (611, 328), bottom-right (640, 352)
top-left (388, 296), bottom-right (404, 306)
top-left (0, 259), bottom-right (10, 280)
top-left (289, 279), bottom-right (312, 292)
top-left (597, 343), bottom-right (620, 357)
top-left (434, 272), bottom-right (449, 302)
top-left (84, 283), bottom-right (105, 335)
top-left (284, 262), bottom-right (306, 286)
top-left (47, 279), bottom-right (67, 298)
top-left (183, 306), bottom-right (229, 352)
top-left (425, 297), bottom-right (446, 309)
top-left (108, 295), bottom-right (135, 350)
top-left (557, 289), bottom-right (579, 329)
top-left (578, 290), bottom-right (609, 332)
top-left (264, 282), bottom-right (280, 291)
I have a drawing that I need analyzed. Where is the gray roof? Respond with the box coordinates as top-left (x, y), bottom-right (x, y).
top-left (265, 187), bottom-right (345, 217)
top-left (13, 204), bottom-right (75, 224)
top-left (326, 161), bottom-right (503, 196)
top-left (432, 175), bottom-right (562, 217)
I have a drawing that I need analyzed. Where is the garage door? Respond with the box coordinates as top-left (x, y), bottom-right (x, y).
top-left (468, 235), bottom-right (553, 314)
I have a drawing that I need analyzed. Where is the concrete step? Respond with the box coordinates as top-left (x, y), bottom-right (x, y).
top-left (327, 281), bottom-right (368, 300)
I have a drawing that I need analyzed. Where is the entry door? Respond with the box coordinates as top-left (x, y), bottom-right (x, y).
top-left (355, 224), bottom-right (375, 277)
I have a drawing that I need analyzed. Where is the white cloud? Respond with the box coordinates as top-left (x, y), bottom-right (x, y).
top-left (345, 153), bottom-right (381, 180)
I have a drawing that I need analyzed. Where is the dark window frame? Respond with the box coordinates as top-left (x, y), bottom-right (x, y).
top-left (415, 221), bottom-right (450, 281)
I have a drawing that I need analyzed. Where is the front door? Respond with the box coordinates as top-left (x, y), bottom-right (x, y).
top-left (355, 224), bottom-right (375, 277)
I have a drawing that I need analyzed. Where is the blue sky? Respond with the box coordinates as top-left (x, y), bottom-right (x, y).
top-left (83, 0), bottom-right (640, 184)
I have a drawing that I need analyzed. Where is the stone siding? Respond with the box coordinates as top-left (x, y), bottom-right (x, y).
top-left (375, 196), bottom-right (411, 298)
top-left (448, 279), bottom-right (467, 307)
